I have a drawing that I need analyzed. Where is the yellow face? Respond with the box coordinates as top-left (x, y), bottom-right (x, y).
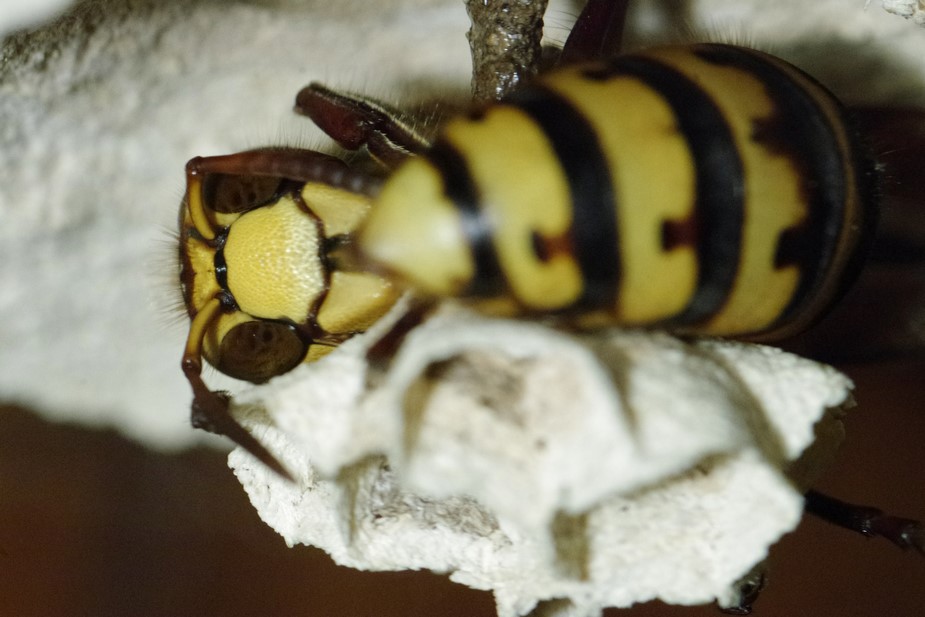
top-left (179, 172), bottom-right (400, 383)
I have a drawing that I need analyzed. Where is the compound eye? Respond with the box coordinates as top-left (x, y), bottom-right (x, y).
top-left (202, 173), bottom-right (283, 214)
top-left (217, 321), bottom-right (307, 383)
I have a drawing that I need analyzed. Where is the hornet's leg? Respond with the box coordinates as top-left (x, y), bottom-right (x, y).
top-left (559, 0), bottom-right (632, 65)
top-left (295, 83), bottom-right (431, 168)
top-left (363, 296), bottom-right (439, 389)
top-left (180, 299), bottom-right (295, 482)
top-left (805, 490), bottom-right (925, 553)
top-left (716, 487), bottom-right (924, 614)
top-left (719, 564), bottom-right (767, 615)
top-left (185, 147), bottom-right (383, 204)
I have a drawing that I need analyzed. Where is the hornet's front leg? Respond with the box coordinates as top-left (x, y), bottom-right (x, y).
top-left (180, 149), bottom-right (367, 482)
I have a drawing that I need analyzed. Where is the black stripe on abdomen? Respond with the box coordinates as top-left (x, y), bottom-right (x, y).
top-left (584, 55), bottom-right (746, 326)
top-left (425, 140), bottom-right (505, 297)
top-left (691, 43), bottom-right (858, 332)
top-left (505, 86), bottom-right (621, 310)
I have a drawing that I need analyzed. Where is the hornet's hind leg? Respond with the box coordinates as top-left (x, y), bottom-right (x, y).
top-left (805, 490), bottom-right (924, 553)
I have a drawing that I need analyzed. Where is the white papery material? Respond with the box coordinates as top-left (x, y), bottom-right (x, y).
top-left (882, 0), bottom-right (925, 25)
top-left (0, 0), bottom-right (74, 37)
top-left (230, 308), bottom-right (853, 617)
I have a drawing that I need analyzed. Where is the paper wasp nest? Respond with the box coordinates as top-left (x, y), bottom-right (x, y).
top-left (229, 306), bottom-right (852, 617)
top-left (882, 0), bottom-right (925, 26)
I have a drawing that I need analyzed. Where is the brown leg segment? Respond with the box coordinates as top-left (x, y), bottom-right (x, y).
top-left (179, 295), bottom-right (295, 481)
top-left (365, 297), bottom-right (438, 374)
top-left (185, 148), bottom-right (384, 198)
top-left (719, 565), bottom-right (767, 615)
top-left (558, 0), bottom-right (632, 65)
top-left (183, 357), bottom-right (295, 482)
top-left (295, 83), bottom-right (430, 168)
top-left (805, 490), bottom-right (925, 553)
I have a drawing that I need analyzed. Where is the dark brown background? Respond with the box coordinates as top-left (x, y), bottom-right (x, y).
top-left (1, 359), bottom-right (923, 617)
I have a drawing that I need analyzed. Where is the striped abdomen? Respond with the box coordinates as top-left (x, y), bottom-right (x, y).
top-left (358, 43), bottom-right (878, 339)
